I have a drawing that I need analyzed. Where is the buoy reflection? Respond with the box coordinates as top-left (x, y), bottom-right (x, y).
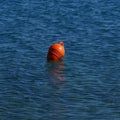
top-left (48, 60), bottom-right (65, 85)
top-left (46, 60), bottom-right (66, 117)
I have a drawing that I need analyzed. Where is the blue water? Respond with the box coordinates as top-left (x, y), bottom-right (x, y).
top-left (0, 0), bottom-right (120, 119)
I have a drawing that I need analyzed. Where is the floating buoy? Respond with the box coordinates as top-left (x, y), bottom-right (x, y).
top-left (47, 42), bottom-right (65, 61)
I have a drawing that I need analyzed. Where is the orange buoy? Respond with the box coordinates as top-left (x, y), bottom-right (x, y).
top-left (47, 42), bottom-right (65, 61)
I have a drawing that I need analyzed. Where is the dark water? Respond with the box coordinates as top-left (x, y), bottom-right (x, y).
top-left (0, 0), bottom-right (120, 119)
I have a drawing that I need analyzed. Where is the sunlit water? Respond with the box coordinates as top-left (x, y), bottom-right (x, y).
top-left (0, 0), bottom-right (120, 120)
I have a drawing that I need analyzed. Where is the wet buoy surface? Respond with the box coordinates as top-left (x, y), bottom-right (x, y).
top-left (47, 42), bottom-right (65, 61)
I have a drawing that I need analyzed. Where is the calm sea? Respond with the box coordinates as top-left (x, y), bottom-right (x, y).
top-left (0, 0), bottom-right (120, 120)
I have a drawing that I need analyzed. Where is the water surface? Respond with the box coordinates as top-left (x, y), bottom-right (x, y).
top-left (0, 0), bottom-right (120, 120)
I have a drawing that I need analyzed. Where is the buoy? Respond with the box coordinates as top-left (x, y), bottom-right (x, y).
top-left (47, 42), bottom-right (65, 61)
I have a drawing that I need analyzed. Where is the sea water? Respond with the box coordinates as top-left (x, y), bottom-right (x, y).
top-left (0, 0), bottom-right (120, 120)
